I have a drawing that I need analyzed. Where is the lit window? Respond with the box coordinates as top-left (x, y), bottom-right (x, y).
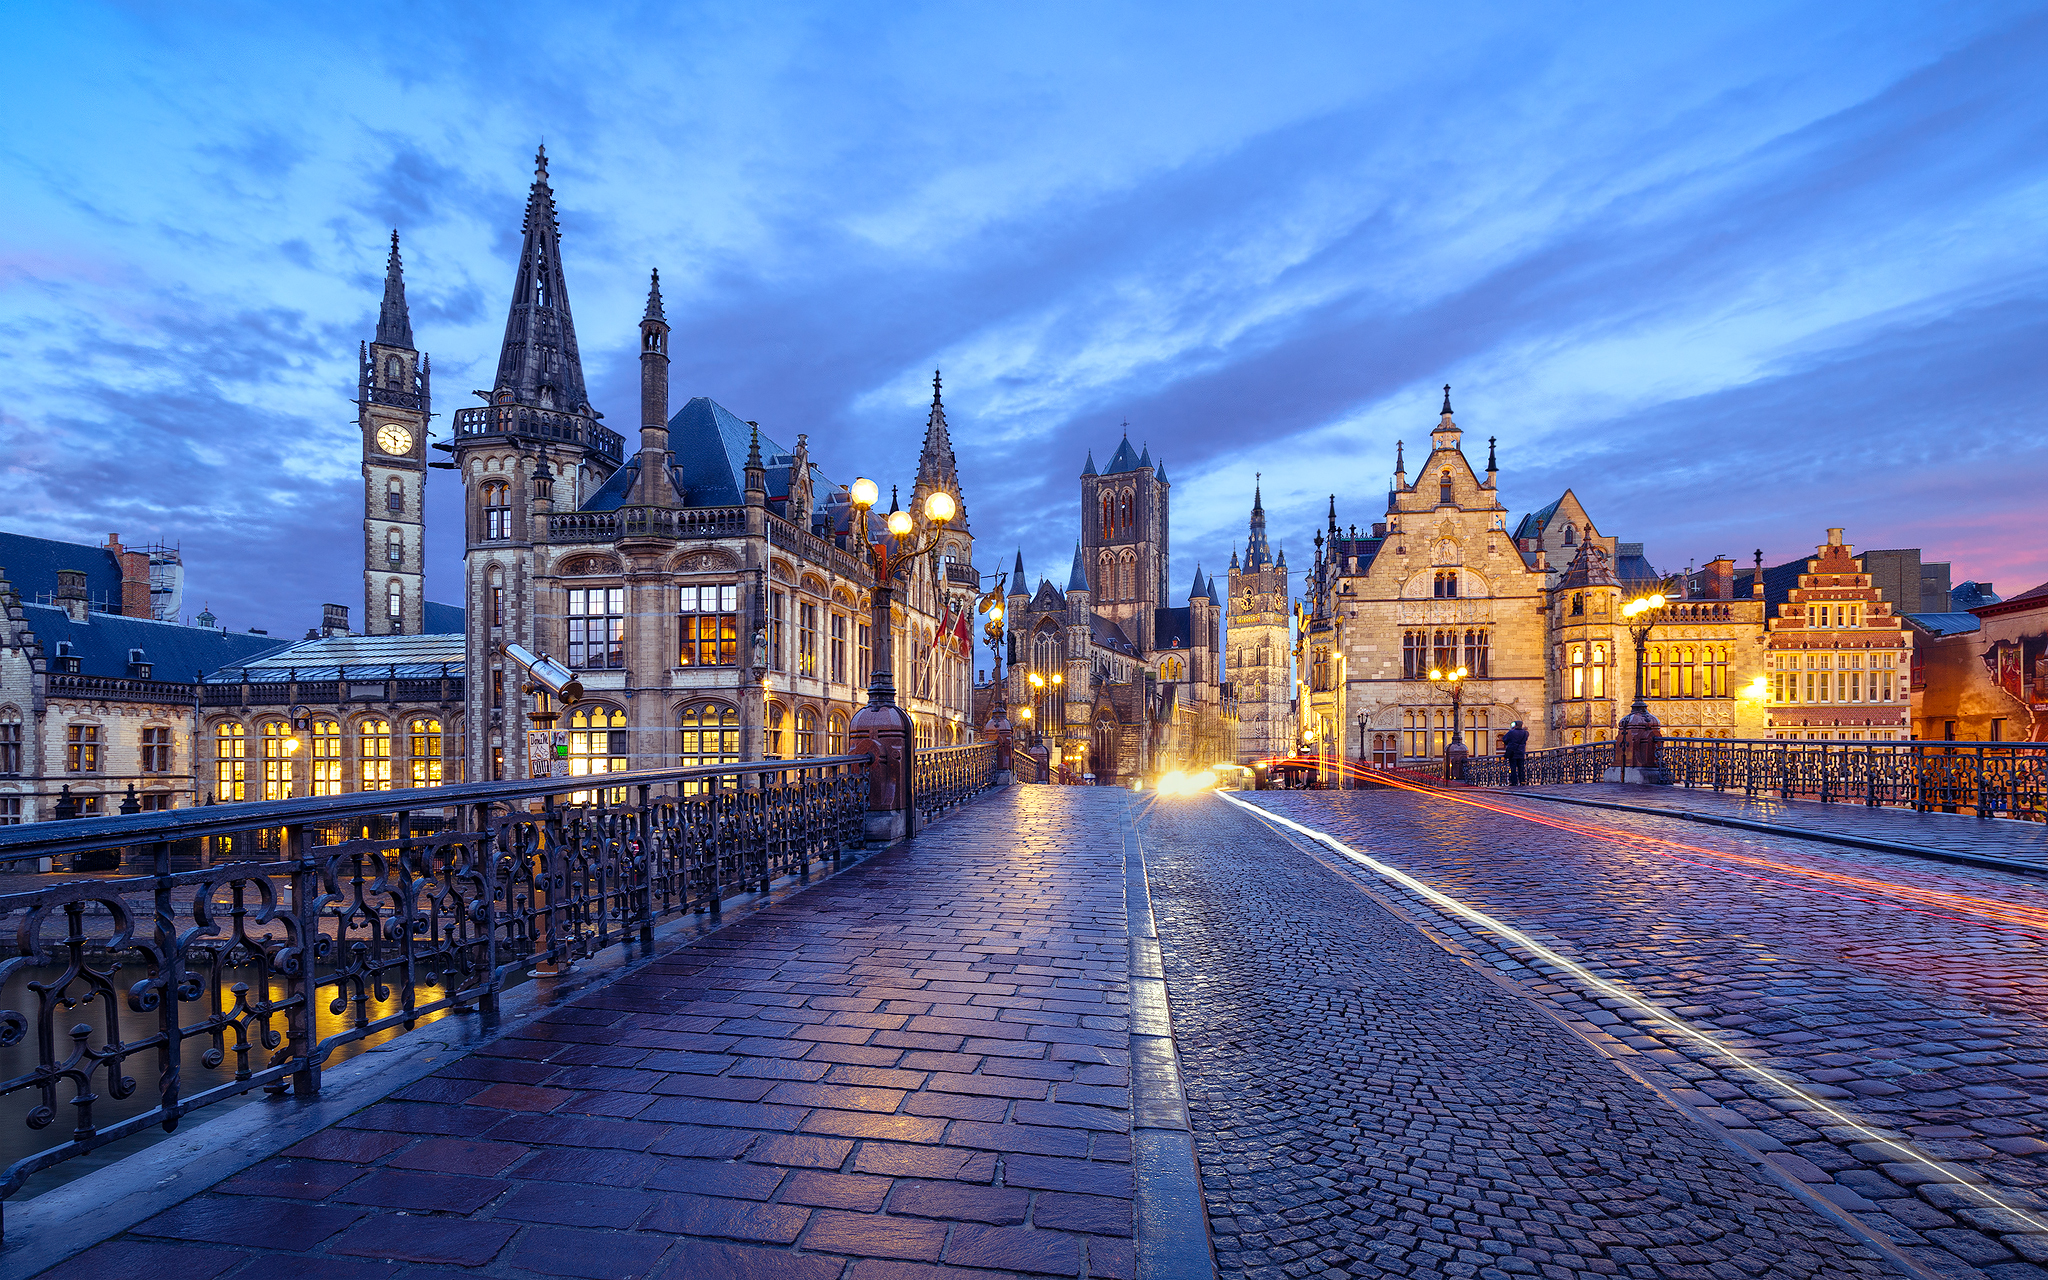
top-left (483, 482), bottom-right (511, 540)
top-left (215, 722), bottom-right (246, 800)
top-left (568, 706), bottom-right (628, 803)
top-left (799, 602), bottom-right (820, 678)
top-left (796, 707), bottom-right (818, 756)
top-left (359, 720), bottom-right (392, 790)
top-left (827, 711), bottom-right (848, 755)
top-left (261, 721), bottom-right (294, 800)
top-left (765, 704), bottom-right (787, 759)
top-left (312, 719), bottom-right (342, 796)
top-left (67, 723), bottom-right (100, 773)
top-left (679, 584), bottom-right (739, 667)
top-left (409, 718), bottom-right (443, 788)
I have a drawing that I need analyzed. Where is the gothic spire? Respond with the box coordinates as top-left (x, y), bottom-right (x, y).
top-left (1012, 547), bottom-right (1027, 590)
top-left (1082, 449), bottom-right (1098, 478)
top-left (1067, 541), bottom-right (1089, 594)
top-left (645, 267), bottom-right (664, 321)
top-left (1245, 473), bottom-right (1272, 571)
top-left (376, 230), bottom-right (413, 349)
top-left (491, 144), bottom-right (591, 414)
top-left (913, 368), bottom-right (966, 528)
top-left (1189, 563), bottom-right (1207, 601)
top-left (1486, 435), bottom-right (1497, 477)
top-left (1441, 383), bottom-right (1453, 416)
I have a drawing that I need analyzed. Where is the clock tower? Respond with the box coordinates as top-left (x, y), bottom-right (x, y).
top-left (361, 231), bottom-right (431, 635)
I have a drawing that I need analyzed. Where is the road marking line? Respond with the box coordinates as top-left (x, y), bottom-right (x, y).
top-left (1218, 790), bottom-right (2048, 1235)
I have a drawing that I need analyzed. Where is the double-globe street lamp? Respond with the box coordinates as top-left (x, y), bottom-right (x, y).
top-left (1428, 664), bottom-right (1469, 780)
top-left (846, 478), bottom-right (957, 840)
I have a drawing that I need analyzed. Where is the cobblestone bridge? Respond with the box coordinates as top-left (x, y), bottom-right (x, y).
top-left (13, 784), bottom-right (2048, 1280)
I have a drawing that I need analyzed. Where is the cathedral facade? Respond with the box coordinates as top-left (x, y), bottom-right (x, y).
top-left (453, 150), bottom-right (976, 786)
top-left (1002, 437), bottom-right (1234, 781)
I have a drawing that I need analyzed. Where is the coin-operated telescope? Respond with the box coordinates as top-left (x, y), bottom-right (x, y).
top-left (500, 643), bottom-right (583, 778)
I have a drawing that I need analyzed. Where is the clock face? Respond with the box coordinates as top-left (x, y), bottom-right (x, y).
top-left (376, 424), bottom-right (413, 455)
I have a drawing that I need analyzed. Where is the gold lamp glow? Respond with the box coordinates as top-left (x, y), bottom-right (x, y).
top-left (923, 490), bottom-right (956, 524)
top-left (1029, 672), bottom-right (1045, 688)
top-left (1622, 593), bottom-right (1667, 619)
top-left (848, 477), bottom-right (879, 509)
top-left (1742, 675), bottom-right (1770, 700)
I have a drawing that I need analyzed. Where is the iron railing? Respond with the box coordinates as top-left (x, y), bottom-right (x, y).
top-left (1466, 736), bottom-right (2048, 821)
top-left (0, 756), bottom-right (868, 1225)
top-left (912, 742), bottom-right (998, 822)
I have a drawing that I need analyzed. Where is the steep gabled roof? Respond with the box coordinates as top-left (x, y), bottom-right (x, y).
top-left (1104, 437), bottom-right (1143, 474)
top-left (0, 532), bottom-right (125, 613)
top-left (1029, 578), bottom-right (1065, 612)
top-left (659, 397), bottom-right (788, 510)
top-left (1067, 542), bottom-right (1090, 593)
top-left (27, 605), bottom-right (287, 681)
top-left (491, 146), bottom-right (591, 414)
top-left (1090, 613), bottom-right (1138, 655)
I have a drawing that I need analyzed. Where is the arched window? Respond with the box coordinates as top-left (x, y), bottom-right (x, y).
top-left (678, 703), bottom-right (741, 792)
top-left (796, 707), bottom-right (818, 756)
top-left (387, 478), bottom-right (404, 513)
top-left (1646, 646), bottom-right (1663, 698)
top-left (1162, 656), bottom-right (1185, 681)
top-left (408, 718), bottom-right (443, 788)
top-left (568, 706), bottom-right (628, 802)
top-left (387, 582), bottom-right (403, 623)
top-left (1440, 471), bottom-right (1453, 505)
top-left (1403, 630), bottom-right (1424, 680)
top-left (1463, 629), bottom-right (1489, 677)
top-left (1118, 490), bottom-right (1133, 534)
top-left (1433, 629), bottom-right (1457, 672)
top-left (1562, 523), bottom-right (1577, 546)
top-left (765, 703), bottom-right (787, 759)
top-left (214, 722), bottom-right (247, 801)
top-left (260, 721), bottom-right (294, 801)
top-left (384, 355), bottom-right (402, 386)
top-left (1570, 645), bottom-right (1586, 699)
top-left (483, 482), bottom-right (511, 540)
top-left (489, 567), bottom-right (505, 628)
top-left (358, 719), bottom-right (391, 791)
top-left (1100, 552), bottom-right (1116, 600)
top-left (1590, 643), bottom-right (1607, 699)
top-left (1571, 592), bottom-right (1584, 617)
top-left (1101, 493), bottom-right (1115, 535)
top-left (827, 710), bottom-right (848, 756)
top-left (1434, 571), bottom-right (1458, 599)
top-left (311, 719), bottom-right (342, 796)
top-left (387, 529), bottom-right (403, 565)
top-left (0, 707), bottom-right (20, 778)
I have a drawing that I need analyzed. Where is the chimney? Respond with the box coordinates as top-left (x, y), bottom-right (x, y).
top-left (1704, 556), bottom-right (1735, 601)
top-left (1826, 528), bottom-right (1844, 546)
top-left (107, 534), bottom-right (151, 617)
top-left (322, 603), bottom-right (351, 637)
top-left (56, 569), bottom-right (89, 622)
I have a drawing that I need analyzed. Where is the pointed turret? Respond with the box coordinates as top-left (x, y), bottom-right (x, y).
top-left (1245, 473), bottom-right (1273, 571)
top-left (491, 145), bottom-right (591, 414)
top-left (1012, 547), bottom-right (1027, 587)
top-left (913, 369), bottom-right (967, 529)
top-left (1230, 546), bottom-right (1241, 571)
top-left (1431, 383), bottom-right (1462, 449)
top-left (1485, 434), bottom-right (1498, 487)
top-left (1189, 564), bottom-right (1208, 601)
top-left (377, 230), bottom-right (413, 349)
top-left (631, 268), bottom-right (673, 508)
top-left (1139, 442), bottom-right (1153, 470)
top-left (1082, 449), bottom-right (1098, 478)
top-left (1394, 439), bottom-right (1407, 488)
top-left (1067, 542), bottom-right (1090, 594)
top-left (1206, 572), bottom-right (1219, 601)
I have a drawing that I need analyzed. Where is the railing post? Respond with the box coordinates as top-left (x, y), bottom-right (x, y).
top-left (637, 782), bottom-right (656, 949)
top-left (286, 822), bottom-right (321, 1095)
top-left (153, 832), bottom-right (184, 1127)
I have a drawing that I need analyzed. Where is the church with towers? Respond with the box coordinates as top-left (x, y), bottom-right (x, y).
top-left (1000, 436), bottom-right (1235, 782)
top-left (1224, 479), bottom-right (1294, 763)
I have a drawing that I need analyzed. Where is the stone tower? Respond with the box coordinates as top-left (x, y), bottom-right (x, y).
top-left (361, 230), bottom-right (430, 636)
top-left (1080, 434), bottom-right (1169, 655)
top-left (1227, 476), bottom-right (1294, 762)
top-left (452, 146), bottom-right (623, 781)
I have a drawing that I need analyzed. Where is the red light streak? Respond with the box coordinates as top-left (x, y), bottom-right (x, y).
top-left (1264, 755), bottom-right (2048, 938)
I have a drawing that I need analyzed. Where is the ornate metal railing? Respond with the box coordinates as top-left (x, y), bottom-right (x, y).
top-left (912, 742), bottom-right (997, 822)
top-left (1467, 736), bottom-right (2048, 822)
top-left (453, 404), bottom-right (624, 463)
top-left (1464, 741), bottom-right (1611, 787)
top-left (945, 562), bottom-right (981, 587)
top-left (0, 756), bottom-right (867, 1227)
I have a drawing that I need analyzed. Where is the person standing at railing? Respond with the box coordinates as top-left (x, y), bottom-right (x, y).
top-left (1504, 720), bottom-right (1529, 786)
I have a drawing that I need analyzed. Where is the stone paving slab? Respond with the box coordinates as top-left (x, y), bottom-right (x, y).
top-left (1242, 788), bottom-right (2048, 1280)
top-left (1137, 791), bottom-right (1898, 1280)
top-left (30, 791), bottom-right (1139, 1280)
top-left (1491, 784), bottom-right (2048, 868)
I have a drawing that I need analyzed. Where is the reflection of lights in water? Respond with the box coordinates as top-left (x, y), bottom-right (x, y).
top-left (1222, 790), bottom-right (2048, 1235)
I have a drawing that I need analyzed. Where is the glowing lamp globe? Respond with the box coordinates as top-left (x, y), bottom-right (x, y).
top-left (849, 477), bottom-right (879, 508)
top-left (923, 490), bottom-right (956, 524)
top-left (886, 509), bottom-right (914, 537)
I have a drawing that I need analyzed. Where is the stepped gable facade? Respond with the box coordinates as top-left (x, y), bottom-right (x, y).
top-left (453, 149), bottom-right (976, 785)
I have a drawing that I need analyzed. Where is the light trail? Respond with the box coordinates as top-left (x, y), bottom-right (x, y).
top-left (1214, 788), bottom-right (2048, 1234)
top-left (1265, 757), bottom-right (2048, 938)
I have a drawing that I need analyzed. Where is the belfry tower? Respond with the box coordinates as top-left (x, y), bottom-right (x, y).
top-left (1227, 476), bottom-right (1294, 762)
top-left (360, 231), bottom-right (430, 635)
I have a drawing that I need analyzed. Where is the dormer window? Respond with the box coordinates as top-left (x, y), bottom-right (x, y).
top-left (54, 641), bottom-right (79, 674)
top-left (1439, 471), bottom-right (1453, 505)
top-left (128, 648), bottom-right (152, 680)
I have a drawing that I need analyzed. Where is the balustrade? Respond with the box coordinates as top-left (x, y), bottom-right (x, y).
top-left (453, 404), bottom-right (624, 463)
top-left (911, 742), bottom-right (998, 823)
top-left (0, 756), bottom-right (867, 1226)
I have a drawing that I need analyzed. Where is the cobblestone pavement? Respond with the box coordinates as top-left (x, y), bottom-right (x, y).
top-left (35, 789), bottom-right (1139, 1280)
top-left (1485, 784), bottom-right (2048, 868)
top-left (1241, 787), bottom-right (2048, 1280)
top-left (1138, 792), bottom-right (1895, 1280)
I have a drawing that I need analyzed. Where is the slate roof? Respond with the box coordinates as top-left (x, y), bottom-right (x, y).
top-left (24, 604), bottom-right (288, 682)
top-left (1090, 613), bottom-right (1138, 656)
top-left (205, 631), bottom-right (467, 682)
top-left (1972, 579), bottom-right (2048, 622)
top-left (1614, 542), bottom-right (1661, 588)
top-left (1733, 558), bottom-right (1807, 609)
top-left (1103, 437), bottom-right (1143, 474)
top-left (424, 601), bottom-right (467, 633)
top-left (0, 531), bottom-right (126, 613)
top-left (1067, 543), bottom-right (1089, 593)
top-left (1153, 606), bottom-right (1190, 651)
top-left (1511, 497), bottom-right (1563, 543)
top-left (1951, 581), bottom-right (2002, 610)
top-left (591, 398), bottom-right (795, 512)
top-left (1902, 612), bottom-right (1983, 638)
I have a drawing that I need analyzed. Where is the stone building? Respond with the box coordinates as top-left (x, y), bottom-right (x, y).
top-left (1224, 480), bottom-right (1293, 763)
top-left (1002, 437), bottom-right (1233, 782)
top-left (454, 150), bottom-right (976, 786)
top-left (1297, 389), bottom-right (1550, 781)
top-left (361, 231), bottom-right (432, 637)
top-left (1906, 581), bottom-right (2048, 743)
top-left (1751, 529), bottom-right (1913, 741)
top-left (0, 536), bottom-right (285, 825)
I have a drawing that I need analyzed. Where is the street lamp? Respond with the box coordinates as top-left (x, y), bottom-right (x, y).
top-left (1617, 590), bottom-right (1669, 781)
top-left (845, 480), bottom-right (958, 836)
top-left (1427, 665), bottom-right (1470, 780)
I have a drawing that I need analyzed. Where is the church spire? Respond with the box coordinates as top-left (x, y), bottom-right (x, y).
top-left (491, 144), bottom-right (591, 415)
top-left (913, 368), bottom-right (967, 529)
top-left (376, 230), bottom-right (413, 349)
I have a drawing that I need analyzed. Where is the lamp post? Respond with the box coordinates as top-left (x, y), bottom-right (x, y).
top-left (1356, 710), bottom-right (1369, 786)
top-left (1616, 591), bottom-right (1669, 783)
top-left (1428, 664), bottom-right (1469, 780)
top-left (846, 478), bottom-right (957, 841)
top-left (976, 575), bottom-right (1013, 782)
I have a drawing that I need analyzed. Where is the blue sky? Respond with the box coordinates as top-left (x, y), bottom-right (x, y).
top-left (4, 1), bottom-right (2044, 638)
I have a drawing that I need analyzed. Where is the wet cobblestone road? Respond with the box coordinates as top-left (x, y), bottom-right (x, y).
top-left (1226, 787), bottom-right (2048, 1280)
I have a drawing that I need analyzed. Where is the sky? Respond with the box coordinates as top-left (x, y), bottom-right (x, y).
top-left (4, 1), bottom-right (2045, 638)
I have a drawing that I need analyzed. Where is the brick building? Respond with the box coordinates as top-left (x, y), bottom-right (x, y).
top-left (1224, 480), bottom-right (1293, 764)
top-left (1752, 529), bottom-right (1913, 741)
top-left (1907, 580), bottom-right (2048, 742)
